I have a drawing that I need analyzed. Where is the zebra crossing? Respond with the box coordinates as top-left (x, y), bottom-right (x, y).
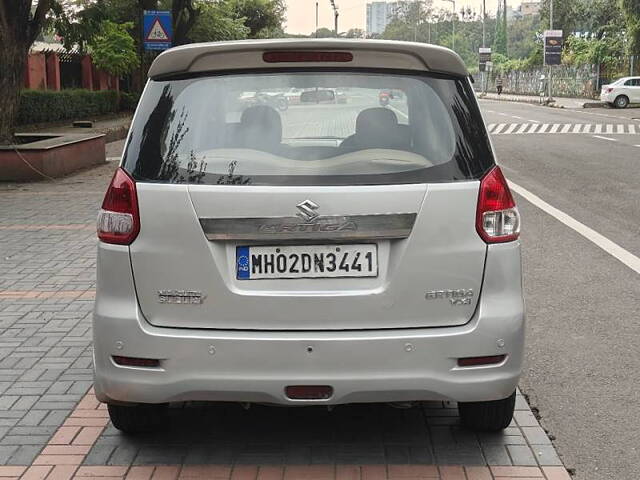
top-left (487, 123), bottom-right (639, 135)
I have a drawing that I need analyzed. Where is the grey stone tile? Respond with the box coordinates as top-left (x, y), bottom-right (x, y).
top-left (507, 444), bottom-right (538, 466)
top-left (6, 445), bottom-right (41, 465)
top-left (531, 444), bottom-right (564, 466)
top-left (481, 444), bottom-right (512, 465)
top-left (521, 426), bottom-right (551, 445)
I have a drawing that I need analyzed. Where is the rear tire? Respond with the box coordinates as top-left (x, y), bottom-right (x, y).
top-left (614, 95), bottom-right (629, 108)
top-left (107, 403), bottom-right (168, 434)
top-left (458, 391), bottom-right (516, 431)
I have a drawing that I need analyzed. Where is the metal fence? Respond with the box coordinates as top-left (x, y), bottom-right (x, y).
top-left (472, 56), bottom-right (640, 99)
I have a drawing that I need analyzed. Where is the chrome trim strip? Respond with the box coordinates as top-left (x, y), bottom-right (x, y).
top-left (200, 213), bottom-right (417, 241)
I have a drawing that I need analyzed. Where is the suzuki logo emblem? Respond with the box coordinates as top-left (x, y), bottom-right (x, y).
top-left (296, 200), bottom-right (320, 222)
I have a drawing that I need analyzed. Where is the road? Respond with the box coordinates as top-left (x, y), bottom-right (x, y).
top-left (481, 99), bottom-right (640, 480)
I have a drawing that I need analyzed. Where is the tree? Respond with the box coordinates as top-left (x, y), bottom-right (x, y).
top-left (344, 28), bottom-right (364, 39)
top-left (312, 27), bottom-right (335, 38)
top-left (620, 0), bottom-right (640, 57)
top-left (188, 0), bottom-right (249, 43)
top-left (0, 0), bottom-right (55, 143)
top-left (540, 0), bottom-right (578, 39)
top-left (493, 2), bottom-right (507, 56)
top-left (229, 0), bottom-right (285, 39)
top-left (172, 0), bottom-right (199, 46)
top-left (89, 21), bottom-right (139, 76)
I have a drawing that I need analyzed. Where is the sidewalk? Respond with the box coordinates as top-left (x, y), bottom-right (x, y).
top-left (478, 92), bottom-right (602, 109)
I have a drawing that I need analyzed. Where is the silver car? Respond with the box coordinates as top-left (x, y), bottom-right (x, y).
top-left (94, 39), bottom-right (524, 433)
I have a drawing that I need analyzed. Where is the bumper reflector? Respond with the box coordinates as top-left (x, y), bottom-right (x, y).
top-left (112, 356), bottom-right (160, 368)
top-left (285, 385), bottom-right (333, 400)
top-left (457, 355), bottom-right (506, 367)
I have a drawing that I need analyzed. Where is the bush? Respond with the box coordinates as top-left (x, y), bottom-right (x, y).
top-left (17, 89), bottom-right (119, 125)
top-left (118, 91), bottom-right (140, 112)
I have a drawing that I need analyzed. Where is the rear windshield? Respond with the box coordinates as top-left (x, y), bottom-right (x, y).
top-left (123, 70), bottom-right (494, 186)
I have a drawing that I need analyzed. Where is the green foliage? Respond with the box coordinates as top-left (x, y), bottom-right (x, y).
top-left (16, 89), bottom-right (120, 125)
top-left (228, 0), bottom-right (286, 38)
top-left (118, 91), bottom-right (140, 111)
top-left (344, 28), bottom-right (365, 39)
top-left (620, 0), bottom-right (640, 54)
top-left (493, 5), bottom-right (507, 56)
top-left (539, 0), bottom-right (578, 37)
top-left (313, 27), bottom-right (336, 38)
top-left (189, 0), bottom-right (249, 42)
top-left (89, 21), bottom-right (139, 76)
top-left (564, 34), bottom-right (625, 72)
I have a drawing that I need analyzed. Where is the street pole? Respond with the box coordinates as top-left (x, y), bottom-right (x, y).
top-left (330, 0), bottom-right (338, 37)
top-left (482, 0), bottom-right (486, 47)
top-left (548, 0), bottom-right (553, 102)
top-left (315, 2), bottom-right (319, 38)
top-left (444, 0), bottom-right (455, 51)
top-left (482, 0), bottom-right (486, 93)
top-left (452, 0), bottom-right (455, 51)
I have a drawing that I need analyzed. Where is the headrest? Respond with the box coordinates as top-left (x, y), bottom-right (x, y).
top-left (240, 105), bottom-right (282, 146)
top-left (356, 108), bottom-right (399, 136)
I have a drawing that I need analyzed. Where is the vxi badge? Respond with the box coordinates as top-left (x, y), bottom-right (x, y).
top-left (425, 289), bottom-right (474, 306)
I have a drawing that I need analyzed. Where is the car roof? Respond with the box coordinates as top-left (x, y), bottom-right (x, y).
top-left (147, 39), bottom-right (469, 79)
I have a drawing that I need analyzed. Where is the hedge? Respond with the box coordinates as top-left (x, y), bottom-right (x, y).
top-left (17, 89), bottom-right (121, 125)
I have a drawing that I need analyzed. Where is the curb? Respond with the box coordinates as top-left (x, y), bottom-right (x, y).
top-left (477, 93), bottom-right (604, 109)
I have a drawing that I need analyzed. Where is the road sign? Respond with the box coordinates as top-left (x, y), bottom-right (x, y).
top-left (143, 10), bottom-right (172, 51)
top-left (479, 47), bottom-right (492, 72)
top-left (544, 30), bottom-right (563, 66)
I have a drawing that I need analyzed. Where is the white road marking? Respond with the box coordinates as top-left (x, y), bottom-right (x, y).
top-left (493, 123), bottom-right (507, 134)
top-left (487, 122), bottom-right (639, 135)
top-left (592, 135), bottom-right (617, 142)
top-left (504, 123), bottom-right (518, 134)
top-left (527, 119), bottom-right (541, 124)
top-left (634, 145), bottom-right (640, 148)
top-left (509, 181), bottom-right (640, 275)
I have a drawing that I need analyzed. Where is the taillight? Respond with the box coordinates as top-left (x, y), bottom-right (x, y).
top-left (97, 168), bottom-right (140, 245)
top-left (476, 166), bottom-right (520, 243)
top-left (606, 88), bottom-right (613, 93)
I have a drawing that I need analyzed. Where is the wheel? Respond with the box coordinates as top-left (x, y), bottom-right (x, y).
top-left (107, 403), bottom-right (168, 434)
top-left (276, 97), bottom-right (288, 111)
top-left (614, 95), bottom-right (629, 109)
top-left (458, 390), bottom-right (516, 431)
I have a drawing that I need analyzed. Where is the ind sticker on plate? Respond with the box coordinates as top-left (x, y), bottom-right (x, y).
top-left (237, 246), bottom-right (251, 280)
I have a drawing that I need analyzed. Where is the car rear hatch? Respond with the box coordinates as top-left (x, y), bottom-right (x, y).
top-left (120, 43), bottom-right (496, 331)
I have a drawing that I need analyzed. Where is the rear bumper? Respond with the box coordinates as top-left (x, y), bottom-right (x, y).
top-left (600, 92), bottom-right (613, 103)
top-left (93, 242), bottom-right (525, 405)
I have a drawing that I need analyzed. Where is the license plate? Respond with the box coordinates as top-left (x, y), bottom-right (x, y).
top-left (236, 244), bottom-right (378, 280)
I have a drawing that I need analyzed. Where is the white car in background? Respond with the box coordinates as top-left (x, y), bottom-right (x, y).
top-left (600, 77), bottom-right (640, 108)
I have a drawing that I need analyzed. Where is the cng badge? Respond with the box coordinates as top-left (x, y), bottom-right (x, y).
top-left (425, 289), bottom-right (474, 306)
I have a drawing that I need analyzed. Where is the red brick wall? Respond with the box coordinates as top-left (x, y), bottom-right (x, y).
top-left (25, 53), bottom-right (47, 90)
top-left (45, 53), bottom-right (61, 91)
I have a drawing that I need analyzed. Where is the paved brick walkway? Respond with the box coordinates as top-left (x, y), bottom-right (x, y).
top-left (0, 151), bottom-right (571, 479)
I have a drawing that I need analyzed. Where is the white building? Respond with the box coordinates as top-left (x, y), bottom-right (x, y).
top-left (366, 2), bottom-right (399, 36)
